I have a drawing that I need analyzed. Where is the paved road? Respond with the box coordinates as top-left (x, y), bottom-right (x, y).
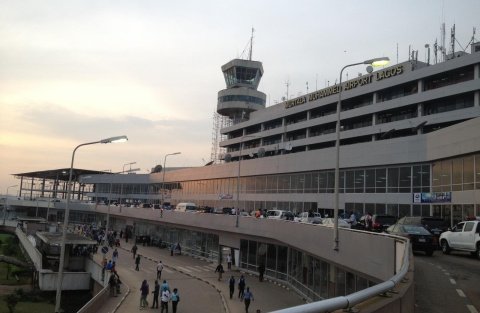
top-left (96, 239), bottom-right (305, 313)
top-left (414, 250), bottom-right (480, 313)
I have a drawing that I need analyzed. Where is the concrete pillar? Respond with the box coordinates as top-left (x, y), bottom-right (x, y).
top-left (474, 91), bottom-right (479, 107)
top-left (418, 79), bottom-right (423, 93)
top-left (372, 92), bottom-right (377, 104)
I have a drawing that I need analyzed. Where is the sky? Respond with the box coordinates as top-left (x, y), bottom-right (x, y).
top-left (1, 0), bottom-right (479, 193)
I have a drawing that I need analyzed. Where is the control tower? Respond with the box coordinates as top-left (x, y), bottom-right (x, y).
top-left (217, 58), bottom-right (266, 123)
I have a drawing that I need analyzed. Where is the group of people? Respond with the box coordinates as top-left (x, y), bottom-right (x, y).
top-left (140, 278), bottom-right (180, 313)
top-left (228, 274), bottom-right (254, 313)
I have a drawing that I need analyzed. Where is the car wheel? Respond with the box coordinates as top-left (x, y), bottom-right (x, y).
top-left (425, 249), bottom-right (434, 256)
top-left (441, 240), bottom-right (451, 254)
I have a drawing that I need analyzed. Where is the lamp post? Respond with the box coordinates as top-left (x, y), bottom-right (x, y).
top-left (235, 135), bottom-right (257, 228)
top-left (55, 135), bottom-right (127, 313)
top-left (3, 185), bottom-right (18, 225)
top-left (122, 161), bottom-right (136, 174)
top-left (161, 152), bottom-right (181, 207)
top-left (333, 57), bottom-right (389, 251)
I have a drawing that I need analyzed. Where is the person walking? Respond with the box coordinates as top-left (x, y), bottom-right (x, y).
top-left (139, 279), bottom-right (149, 310)
top-left (157, 260), bottom-right (164, 280)
top-left (151, 280), bottom-right (160, 309)
top-left (215, 263), bottom-right (224, 281)
top-left (243, 287), bottom-right (254, 313)
top-left (160, 286), bottom-right (171, 313)
top-left (161, 280), bottom-right (170, 292)
top-left (108, 273), bottom-right (117, 297)
top-left (226, 254), bottom-right (232, 270)
top-left (258, 263), bottom-right (265, 282)
top-left (112, 248), bottom-right (119, 263)
top-left (171, 288), bottom-right (180, 313)
top-left (238, 275), bottom-right (246, 299)
top-left (228, 275), bottom-right (235, 299)
top-left (132, 244), bottom-right (138, 259)
top-left (135, 254), bottom-right (141, 271)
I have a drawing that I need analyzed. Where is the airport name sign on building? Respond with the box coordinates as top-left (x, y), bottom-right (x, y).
top-left (285, 65), bottom-right (404, 109)
top-left (413, 192), bottom-right (452, 203)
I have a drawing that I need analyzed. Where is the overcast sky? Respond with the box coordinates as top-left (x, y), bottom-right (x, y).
top-left (1, 0), bottom-right (479, 192)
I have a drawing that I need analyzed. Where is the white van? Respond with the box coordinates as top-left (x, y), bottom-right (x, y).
top-left (175, 202), bottom-right (197, 212)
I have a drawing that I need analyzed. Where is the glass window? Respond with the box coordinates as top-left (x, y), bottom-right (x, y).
top-left (399, 167), bottom-right (411, 193)
top-left (346, 171), bottom-right (355, 193)
top-left (452, 158), bottom-right (463, 191)
top-left (365, 169), bottom-right (375, 193)
top-left (255, 176), bottom-right (266, 193)
top-left (387, 203), bottom-right (398, 216)
top-left (399, 204), bottom-right (411, 217)
top-left (388, 168), bottom-right (399, 193)
top-left (375, 203), bottom-right (386, 215)
top-left (318, 172), bottom-right (327, 192)
top-left (376, 169), bottom-right (386, 193)
top-left (354, 170), bottom-right (364, 193)
top-left (248, 241), bottom-right (257, 267)
top-left (412, 165), bottom-right (422, 192)
top-left (463, 156), bottom-right (474, 190)
top-left (336, 268), bottom-right (346, 296)
top-left (326, 171), bottom-right (335, 193)
top-left (441, 160), bottom-right (452, 192)
top-left (339, 171), bottom-right (345, 193)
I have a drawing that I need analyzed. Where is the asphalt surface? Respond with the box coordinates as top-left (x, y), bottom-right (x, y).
top-left (94, 238), bottom-right (306, 313)
top-left (414, 250), bottom-right (480, 313)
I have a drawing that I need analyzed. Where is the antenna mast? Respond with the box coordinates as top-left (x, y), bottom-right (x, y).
top-left (249, 27), bottom-right (255, 61)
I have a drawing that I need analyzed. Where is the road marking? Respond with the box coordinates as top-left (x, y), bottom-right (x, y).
top-left (177, 266), bottom-right (192, 273)
top-left (456, 289), bottom-right (466, 298)
top-left (185, 266), bottom-right (202, 272)
top-left (467, 305), bottom-right (479, 313)
top-left (449, 278), bottom-right (456, 285)
top-left (163, 268), bottom-right (173, 274)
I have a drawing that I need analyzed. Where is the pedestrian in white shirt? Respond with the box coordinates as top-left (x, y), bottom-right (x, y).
top-left (161, 288), bottom-right (171, 313)
top-left (157, 260), bottom-right (164, 280)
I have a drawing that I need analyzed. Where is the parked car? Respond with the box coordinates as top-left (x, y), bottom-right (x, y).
top-left (385, 224), bottom-right (435, 256)
top-left (397, 216), bottom-right (448, 239)
top-left (354, 215), bottom-right (397, 232)
top-left (294, 212), bottom-right (322, 224)
top-left (439, 220), bottom-right (480, 258)
top-left (321, 218), bottom-right (351, 229)
top-left (266, 209), bottom-right (285, 219)
top-left (281, 211), bottom-right (295, 221)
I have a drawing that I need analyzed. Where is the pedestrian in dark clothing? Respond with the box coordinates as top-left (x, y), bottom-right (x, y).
top-left (108, 274), bottom-right (117, 297)
top-left (215, 263), bottom-right (224, 281)
top-left (258, 263), bottom-right (265, 282)
top-left (170, 244), bottom-right (174, 256)
top-left (243, 287), bottom-right (254, 313)
top-left (140, 280), bottom-right (149, 309)
top-left (120, 230), bottom-right (123, 238)
top-left (229, 276), bottom-right (235, 299)
top-left (132, 244), bottom-right (138, 259)
top-left (135, 254), bottom-right (141, 271)
top-left (238, 275), bottom-right (246, 299)
top-left (151, 280), bottom-right (160, 308)
top-left (171, 288), bottom-right (180, 313)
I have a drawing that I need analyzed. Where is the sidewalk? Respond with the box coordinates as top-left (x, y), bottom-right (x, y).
top-left (96, 237), bottom-right (305, 313)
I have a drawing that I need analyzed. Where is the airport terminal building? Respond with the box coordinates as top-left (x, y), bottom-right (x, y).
top-left (12, 42), bottom-right (480, 227)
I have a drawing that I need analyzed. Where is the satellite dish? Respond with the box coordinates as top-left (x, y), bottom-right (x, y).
top-left (257, 148), bottom-right (265, 158)
top-left (248, 153), bottom-right (255, 158)
top-left (224, 154), bottom-right (232, 163)
top-left (285, 143), bottom-right (292, 151)
top-left (151, 165), bottom-right (163, 173)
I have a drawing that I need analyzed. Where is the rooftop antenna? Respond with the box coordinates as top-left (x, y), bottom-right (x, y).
top-left (425, 44), bottom-right (430, 65)
top-left (396, 43), bottom-right (399, 64)
top-left (450, 24), bottom-right (456, 58)
top-left (285, 80), bottom-right (290, 100)
top-left (440, 22), bottom-right (446, 62)
top-left (249, 27), bottom-right (255, 61)
top-left (434, 39), bottom-right (438, 64)
top-left (306, 81), bottom-right (309, 94)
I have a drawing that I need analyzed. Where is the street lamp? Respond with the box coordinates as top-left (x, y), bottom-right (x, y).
top-left (55, 135), bottom-right (127, 313)
top-left (235, 135), bottom-right (257, 227)
top-left (122, 161), bottom-right (136, 173)
top-left (161, 152), bottom-right (181, 207)
top-left (2, 185), bottom-right (18, 225)
top-left (333, 57), bottom-right (389, 251)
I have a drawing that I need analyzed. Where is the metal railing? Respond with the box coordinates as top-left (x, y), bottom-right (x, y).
top-left (270, 238), bottom-right (410, 313)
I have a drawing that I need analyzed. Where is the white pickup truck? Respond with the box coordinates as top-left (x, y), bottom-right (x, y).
top-left (439, 220), bottom-right (480, 258)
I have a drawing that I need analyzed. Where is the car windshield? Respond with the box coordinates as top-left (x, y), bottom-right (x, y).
top-left (422, 219), bottom-right (447, 228)
top-left (402, 225), bottom-right (431, 235)
top-left (376, 216), bottom-right (397, 224)
top-left (267, 211), bottom-right (280, 217)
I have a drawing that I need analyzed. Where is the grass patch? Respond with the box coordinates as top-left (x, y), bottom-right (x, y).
top-left (0, 298), bottom-right (55, 313)
top-left (0, 263), bottom-right (31, 285)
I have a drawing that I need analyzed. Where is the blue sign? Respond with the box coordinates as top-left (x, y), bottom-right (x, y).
top-left (101, 246), bottom-right (109, 254)
top-left (413, 192), bottom-right (452, 203)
